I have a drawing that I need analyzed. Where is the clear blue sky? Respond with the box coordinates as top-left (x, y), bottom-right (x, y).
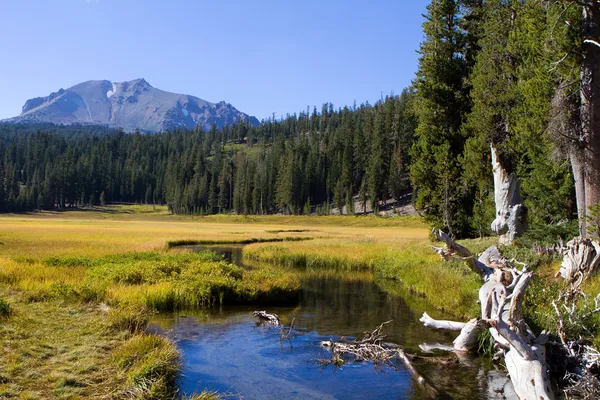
top-left (0, 0), bottom-right (428, 121)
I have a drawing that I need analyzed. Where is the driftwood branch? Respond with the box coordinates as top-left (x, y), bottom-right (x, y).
top-left (584, 39), bottom-right (600, 48)
top-left (320, 321), bottom-right (441, 399)
top-left (432, 229), bottom-right (493, 277)
top-left (280, 318), bottom-right (295, 340)
top-left (253, 310), bottom-right (280, 325)
top-left (396, 348), bottom-right (441, 399)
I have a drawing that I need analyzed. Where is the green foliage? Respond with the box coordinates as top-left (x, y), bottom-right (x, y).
top-left (587, 202), bottom-right (600, 239)
top-left (43, 256), bottom-right (92, 268)
top-left (0, 92), bottom-right (416, 217)
top-left (477, 329), bottom-right (495, 356)
top-left (411, 0), bottom-right (477, 238)
top-left (520, 220), bottom-right (579, 246)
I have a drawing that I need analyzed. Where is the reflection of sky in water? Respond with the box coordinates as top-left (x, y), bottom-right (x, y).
top-left (169, 315), bottom-right (414, 399)
top-left (151, 246), bottom-right (507, 399)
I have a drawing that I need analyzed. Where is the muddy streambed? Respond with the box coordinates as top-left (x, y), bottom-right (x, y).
top-left (149, 245), bottom-right (508, 399)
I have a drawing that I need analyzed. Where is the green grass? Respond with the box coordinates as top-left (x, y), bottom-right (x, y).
top-left (0, 289), bottom-right (126, 398)
top-left (375, 249), bottom-right (482, 318)
top-left (106, 304), bottom-right (154, 334)
top-left (244, 237), bottom-right (485, 317)
top-left (1, 251), bottom-right (301, 312)
top-left (112, 334), bottom-right (180, 399)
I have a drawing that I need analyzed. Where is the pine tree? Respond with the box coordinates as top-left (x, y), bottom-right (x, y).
top-left (411, 0), bottom-right (476, 237)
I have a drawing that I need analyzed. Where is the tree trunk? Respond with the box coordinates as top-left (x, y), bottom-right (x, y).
top-left (577, 2), bottom-right (600, 235)
top-left (571, 147), bottom-right (588, 238)
top-left (490, 145), bottom-right (526, 245)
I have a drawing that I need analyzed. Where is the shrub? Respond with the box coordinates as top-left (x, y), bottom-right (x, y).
top-left (43, 256), bottom-right (92, 268)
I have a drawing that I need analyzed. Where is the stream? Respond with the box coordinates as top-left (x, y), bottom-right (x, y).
top-left (149, 245), bottom-right (508, 399)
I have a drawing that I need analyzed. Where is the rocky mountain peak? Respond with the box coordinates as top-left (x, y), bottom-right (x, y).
top-left (5, 79), bottom-right (259, 133)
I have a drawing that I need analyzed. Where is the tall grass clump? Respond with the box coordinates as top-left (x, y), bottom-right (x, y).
top-left (88, 251), bottom-right (300, 310)
top-left (184, 391), bottom-right (220, 400)
top-left (112, 334), bottom-right (180, 399)
top-left (375, 248), bottom-right (481, 318)
top-left (107, 304), bottom-right (154, 333)
top-left (0, 297), bottom-right (11, 318)
top-left (243, 242), bottom-right (378, 271)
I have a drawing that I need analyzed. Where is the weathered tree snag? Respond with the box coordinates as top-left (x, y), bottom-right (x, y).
top-left (424, 232), bottom-right (554, 399)
top-left (558, 237), bottom-right (600, 290)
top-left (490, 145), bottom-right (526, 245)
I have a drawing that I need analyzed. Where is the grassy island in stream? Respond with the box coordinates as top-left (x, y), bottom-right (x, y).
top-left (1, 204), bottom-right (599, 398)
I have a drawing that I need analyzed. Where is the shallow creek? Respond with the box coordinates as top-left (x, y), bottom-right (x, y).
top-left (149, 245), bottom-right (508, 399)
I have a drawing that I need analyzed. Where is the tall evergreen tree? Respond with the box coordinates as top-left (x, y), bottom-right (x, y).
top-left (411, 0), bottom-right (477, 237)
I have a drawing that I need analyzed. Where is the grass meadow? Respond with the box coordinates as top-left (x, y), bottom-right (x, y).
top-left (1, 204), bottom-right (594, 397)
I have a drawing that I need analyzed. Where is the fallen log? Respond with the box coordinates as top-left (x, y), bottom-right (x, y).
top-left (252, 310), bottom-right (280, 325)
top-left (396, 348), bottom-right (441, 399)
top-left (423, 229), bottom-right (554, 400)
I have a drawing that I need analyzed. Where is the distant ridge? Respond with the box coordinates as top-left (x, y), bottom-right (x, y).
top-left (3, 79), bottom-right (259, 133)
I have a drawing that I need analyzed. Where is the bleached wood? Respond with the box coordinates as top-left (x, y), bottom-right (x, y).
top-left (252, 310), bottom-right (280, 325)
top-left (420, 239), bottom-right (554, 399)
top-left (419, 312), bottom-right (467, 331)
top-left (490, 145), bottom-right (526, 244)
top-left (559, 237), bottom-right (600, 288)
top-left (433, 229), bottom-right (493, 277)
top-left (452, 318), bottom-right (484, 352)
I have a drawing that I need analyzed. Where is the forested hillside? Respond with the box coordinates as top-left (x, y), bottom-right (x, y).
top-left (2, 0), bottom-right (598, 241)
top-left (409, 0), bottom-right (587, 238)
top-left (0, 91), bottom-right (416, 216)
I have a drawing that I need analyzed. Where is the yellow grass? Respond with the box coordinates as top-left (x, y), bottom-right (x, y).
top-left (0, 205), bottom-right (503, 396)
top-left (0, 205), bottom-right (429, 259)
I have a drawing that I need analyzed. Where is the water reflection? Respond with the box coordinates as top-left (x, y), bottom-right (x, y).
top-left (152, 245), bottom-right (508, 399)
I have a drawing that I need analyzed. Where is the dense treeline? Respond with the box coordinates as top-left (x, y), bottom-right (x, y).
top-left (0, 91), bottom-right (416, 215)
top-left (410, 0), bottom-right (585, 238)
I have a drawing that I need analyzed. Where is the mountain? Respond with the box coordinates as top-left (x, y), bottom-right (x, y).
top-left (3, 79), bottom-right (259, 133)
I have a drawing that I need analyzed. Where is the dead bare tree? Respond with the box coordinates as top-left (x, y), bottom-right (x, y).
top-left (490, 145), bottom-right (527, 245)
top-left (423, 229), bottom-right (554, 400)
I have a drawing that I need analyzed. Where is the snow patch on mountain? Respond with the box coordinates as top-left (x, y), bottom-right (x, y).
top-left (106, 82), bottom-right (116, 99)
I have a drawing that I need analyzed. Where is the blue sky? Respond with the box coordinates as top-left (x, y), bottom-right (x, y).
top-left (0, 0), bottom-right (428, 121)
